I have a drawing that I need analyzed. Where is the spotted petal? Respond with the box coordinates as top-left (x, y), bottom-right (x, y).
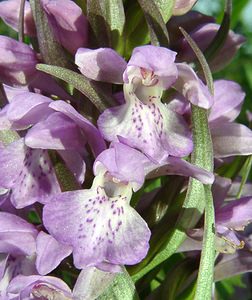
top-left (98, 83), bottom-right (193, 162)
top-left (0, 138), bottom-right (61, 208)
top-left (43, 178), bottom-right (151, 268)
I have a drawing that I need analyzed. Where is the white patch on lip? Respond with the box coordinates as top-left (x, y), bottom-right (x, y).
top-left (32, 283), bottom-right (72, 300)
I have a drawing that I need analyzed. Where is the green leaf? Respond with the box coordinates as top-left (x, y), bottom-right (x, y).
top-left (30, 0), bottom-right (70, 68)
top-left (36, 64), bottom-right (116, 112)
top-left (159, 259), bottom-right (197, 299)
top-left (87, 0), bottom-right (125, 49)
top-left (194, 185), bottom-right (215, 300)
top-left (236, 155), bottom-right (252, 198)
top-left (98, 269), bottom-right (139, 300)
top-left (123, 2), bottom-right (152, 58)
top-left (137, 0), bottom-right (169, 46)
top-left (103, 0), bottom-right (126, 52)
top-left (179, 28), bottom-right (215, 300)
top-left (154, 0), bottom-right (175, 22)
top-left (86, 0), bottom-right (111, 47)
top-left (49, 151), bottom-right (81, 192)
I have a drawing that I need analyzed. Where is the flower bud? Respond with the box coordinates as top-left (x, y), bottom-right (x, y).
top-left (0, 36), bottom-right (38, 86)
top-left (42, 0), bottom-right (88, 54)
top-left (173, 0), bottom-right (197, 16)
top-left (177, 23), bottom-right (246, 72)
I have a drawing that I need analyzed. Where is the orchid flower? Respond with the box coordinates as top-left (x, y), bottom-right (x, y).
top-left (43, 143), bottom-right (152, 270)
top-left (43, 140), bottom-right (214, 271)
top-left (76, 45), bottom-right (214, 162)
top-left (0, 92), bottom-right (106, 207)
top-left (178, 176), bottom-right (252, 254)
top-left (177, 23), bottom-right (246, 72)
top-left (169, 79), bottom-right (252, 158)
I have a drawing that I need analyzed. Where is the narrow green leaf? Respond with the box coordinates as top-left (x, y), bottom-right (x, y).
top-left (49, 151), bottom-right (81, 192)
top-left (104, 0), bottom-right (125, 35)
top-left (98, 268), bottom-right (139, 300)
top-left (179, 28), bottom-right (215, 300)
top-left (194, 185), bottom-right (215, 300)
top-left (86, 0), bottom-right (111, 47)
top-left (86, 0), bottom-right (125, 51)
top-left (137, 0), bottom-right (169, 46)
top-left (236, 155), bottom-right (252, 198)
top-left (36, 64), bottom-right (116, 112)
top-left (124, 3), bottom-right (150, 59)
top-left (30, 0), bottom-right (70, 68)
top-left (154, 0), bottom-right (175, 22)
top-left (204, 0), bottom-right (232, 61)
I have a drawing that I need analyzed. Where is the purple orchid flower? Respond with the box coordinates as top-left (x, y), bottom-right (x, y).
top-left (177, 23), bottom-right (245, 72)
top-left (0, 92), bottom-right (106, 207)
top-left (35, 231), bottom-right (72, 276)
top-left (167, 11), bottom-right (215, 48)
top-left (169, 79), bottom-right (252, 158)
top-left (75, 45), bottom-right (213, 108)
top-left (42, 140), bottom-right (214, 271)
top-left (0, 0), bottom-right (88, 55)
top-left (179, 176), bottom-right (252, 254)
top-left (43, 143), bottom-right (152, 270)
top-left (0, 35), bottom-right (38, 87)
top-left (0, 212), bottom-right (38, 298)
top-left (75, 45), bottom-right (214, 162)
top-left (0, 212), bottom-right (74, 300)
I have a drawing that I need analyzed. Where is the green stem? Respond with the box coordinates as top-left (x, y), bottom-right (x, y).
top-left (18, 0), bottom-right (25, 42)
